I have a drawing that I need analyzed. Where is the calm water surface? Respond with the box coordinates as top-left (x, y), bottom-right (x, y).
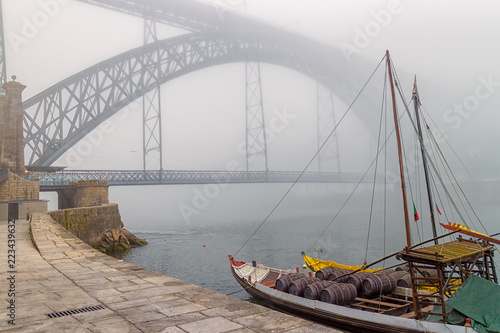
top-left (124, 217), bottom-right (340, 301)
top-left (121, 183), bottom-right (499, 301)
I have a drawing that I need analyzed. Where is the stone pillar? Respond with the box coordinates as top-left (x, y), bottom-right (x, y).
top-left (1, 80), bottom-right (27, 177)
top-left (57, 180), bottom-right (109, 209)
top-left (0, 93), bottom-right (6, 165)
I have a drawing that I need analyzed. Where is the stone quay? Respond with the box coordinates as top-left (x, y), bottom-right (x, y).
top-left (0, 214), bottom-right (342, 332)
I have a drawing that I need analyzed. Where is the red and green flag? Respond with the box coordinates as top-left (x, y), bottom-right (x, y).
top-left (436, 204), bottom-right (442, 215)
top-left (413, 203), bottom-right (419, 222)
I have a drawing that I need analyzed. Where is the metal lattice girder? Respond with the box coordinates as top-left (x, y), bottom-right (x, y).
top-left (142, 87), bottom-right (162, 170)
top-left (22, 30), bottom-right (370, 167)
top-left (144, 17), bottom-right (158, 44)
top-left (0, 0), bottom-right (7, 84)
top-left (246, 62), bottom-right (268, 171)
top-left (33, 169), bottom-right (374, 188)
top-left (317, 82), bottom-right (340, 172)
top-left (76, 0), bottom-right (277, 34)
top-left (142, 15), bottom-right (163, 170)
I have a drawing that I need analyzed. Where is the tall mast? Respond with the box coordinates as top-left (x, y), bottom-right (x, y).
top-left (386, 51), bottom-right (412, 248)
top-left (413, 78), bottom-right (438, 244)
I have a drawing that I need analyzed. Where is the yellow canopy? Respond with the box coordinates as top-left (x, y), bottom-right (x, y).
top-left (301, 252), bottom-right (382, 273)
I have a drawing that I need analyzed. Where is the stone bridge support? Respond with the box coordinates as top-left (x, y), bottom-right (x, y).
top-left (0, 79), bottom-right (47, 220)
top-left (57, 180), bottom-right (109, 210)
top-left (0, 80), bottom-right (27, 177)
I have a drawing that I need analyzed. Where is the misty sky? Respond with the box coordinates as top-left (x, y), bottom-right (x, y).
top-left (3, 0), bottom-right (500, 178)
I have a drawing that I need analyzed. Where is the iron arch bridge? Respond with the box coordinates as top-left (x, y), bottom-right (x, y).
top-left (23, 29), bottom-right (374, 167)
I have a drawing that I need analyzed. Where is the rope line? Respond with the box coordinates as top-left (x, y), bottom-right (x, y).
top-left (364, 66), bottom-right (388, 263)
top-left (233, 54), bottom-right (388, 258)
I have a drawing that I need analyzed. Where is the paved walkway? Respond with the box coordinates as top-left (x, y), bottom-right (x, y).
top-left (0, 214), bottom-right (341, 332)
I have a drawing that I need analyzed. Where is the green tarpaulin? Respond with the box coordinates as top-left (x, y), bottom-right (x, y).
top-left (428, 275), bottom-right (500, 333)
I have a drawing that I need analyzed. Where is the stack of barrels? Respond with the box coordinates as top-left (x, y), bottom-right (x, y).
top-left (275, 266), bottom-right (413, 306)
top-left (275, 267), bottom-right (358, 305)
top-left (394, 267), bottom-right (437, 288)
top-left (361, 270), bottom-right (409, 297)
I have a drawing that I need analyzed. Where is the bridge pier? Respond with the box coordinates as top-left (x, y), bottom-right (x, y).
top-left (57, 180), bottom-right (109, 210)
top-left (0, 80), bottom-right (26, 177)
top-left (0, 79), bottom-right (47, 220)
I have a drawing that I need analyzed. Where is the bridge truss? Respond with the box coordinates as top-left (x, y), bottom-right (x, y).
top-left (22, 30), bottom-right (354, 168)
top-left (34, 169), bottom-right (370, 190)
top-left (0, 0), bottom-right (379, 179)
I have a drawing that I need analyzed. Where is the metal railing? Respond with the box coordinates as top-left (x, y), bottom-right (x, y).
top-left (29, 170), bottom-right (372, 188)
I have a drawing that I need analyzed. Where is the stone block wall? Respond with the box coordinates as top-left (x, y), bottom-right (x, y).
top-left (49, 203), bottom-right (121, 247)
top-left (0, 81), bottom-right (27, 177)
top-left (0, 171), bottom-right (39, 202)
top-left (0, 200), bottom-right (48, 221)
top-left (58, 180), bottom-right (109, 209)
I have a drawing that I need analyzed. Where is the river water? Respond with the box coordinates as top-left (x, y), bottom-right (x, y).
top-left (119, 182), bottom-right (499, 301)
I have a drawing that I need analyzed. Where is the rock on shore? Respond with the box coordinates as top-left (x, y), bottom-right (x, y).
top-left (97, 222), bottom-right (147, 256)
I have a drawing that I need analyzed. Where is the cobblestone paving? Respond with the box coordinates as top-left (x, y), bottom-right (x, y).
top-left (0, 215), bottom-right (342, 332)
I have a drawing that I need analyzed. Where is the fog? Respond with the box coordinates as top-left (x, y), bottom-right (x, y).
top-left (6, 1), bottom-right (499, 238)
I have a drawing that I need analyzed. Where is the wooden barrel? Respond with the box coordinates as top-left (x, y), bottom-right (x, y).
top-left (420, 268), bottom-right (438, 278)
top-left (327, 269), bottom-right (353, 283)
top-left (289, 277), bottom-right (320, 297)
top-left (362, 274), bottom-right (397, 296)
top-left (346, 272), bottom-right (373, 291)
top-left (390, 271), bottom-right (410, 280)
top-left (320, 283), bottom-right (357, 305)
top-left (315, 266), bottom-right (341, 280)
top-left (396, 274), bottom-right (412, 288)
top-left (396, 271), bottom-right (435, 288)
top-left (276, 273), bottom-right (304, 293)
top-left (375, 269), bottom-right (396, 275)
top-left (304, 281), bottom-right (336, 300)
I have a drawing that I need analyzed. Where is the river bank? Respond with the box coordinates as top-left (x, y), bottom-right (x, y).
top-left (0, 213), bottom-right (341, 332)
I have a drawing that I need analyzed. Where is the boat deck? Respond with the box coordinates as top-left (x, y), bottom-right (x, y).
top-left (400, 237), bottom-right (493, 265)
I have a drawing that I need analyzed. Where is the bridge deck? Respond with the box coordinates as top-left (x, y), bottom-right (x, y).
top-left (31, 170), bottom-right (377, 190)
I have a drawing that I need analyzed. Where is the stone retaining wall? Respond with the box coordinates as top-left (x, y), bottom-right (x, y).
top-left (49, 203), bottom-right (121, 248)
top-left (58, 180), bottom-right (109, 209)
top-left (0, 171), bottom-right (39, 202)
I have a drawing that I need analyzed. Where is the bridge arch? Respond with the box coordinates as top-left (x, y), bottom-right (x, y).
top-left (23, 30), bottom-right (371, 166)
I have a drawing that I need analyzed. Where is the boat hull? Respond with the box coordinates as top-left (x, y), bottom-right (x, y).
top-left (229, 257), bottom-right (477, 333)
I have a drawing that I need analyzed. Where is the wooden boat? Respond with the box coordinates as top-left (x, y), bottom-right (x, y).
top-left (229, 51), bottom-right (500, 332)
top-left (229, 255), bottom-right (483, 333)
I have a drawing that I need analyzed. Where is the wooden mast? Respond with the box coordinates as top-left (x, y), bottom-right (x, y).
top-left (387, 51), bottom-right (424, 321)
top-left (413, 78), bottom-right (439, 244)
top-left (386, 51), bottom-right (412, 249)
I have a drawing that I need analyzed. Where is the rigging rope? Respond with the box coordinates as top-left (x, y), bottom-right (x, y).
top-left (427, 126), bottom-right (487, 226)
top-left (391, 74), bottom-right (471, 230)
top-left (307, 99), bottom-right (409, 256)
top-left (427, 126), bottom-right (474, 228)
top-left (233, 54), bottom-right (388, 258)
top-left (392, 71), bottom-right (420, 244)
top-left (421, 105), bottom-right (476, 181)
top-left (364, 65), bottom-right (388, 264)
top-left (421, 114), bottom-right (499, 266)
top-left (426, 132), bottom-right (458, 231)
